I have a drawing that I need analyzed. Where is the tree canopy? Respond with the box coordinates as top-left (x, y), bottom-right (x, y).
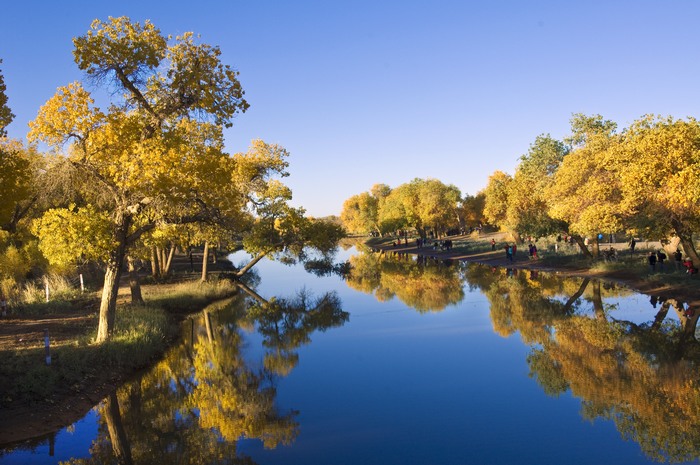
top-left (27, 17), bottom-right (330, 342)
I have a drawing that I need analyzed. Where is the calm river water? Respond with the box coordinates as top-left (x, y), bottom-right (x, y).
top-left (2, 246), bottom-right (700, 464)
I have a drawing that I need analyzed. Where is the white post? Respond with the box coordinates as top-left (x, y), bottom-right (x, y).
top-left (79, 273), bottom-right (84, 293)
top-left (45, 277), bottom-right (49, 302)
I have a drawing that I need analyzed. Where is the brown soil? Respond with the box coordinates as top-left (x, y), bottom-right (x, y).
top-left (1, 241), bottom-right (698, 447)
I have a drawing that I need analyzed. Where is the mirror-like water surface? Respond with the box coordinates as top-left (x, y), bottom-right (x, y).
top-left (2, 246), bottom-right (699, 464)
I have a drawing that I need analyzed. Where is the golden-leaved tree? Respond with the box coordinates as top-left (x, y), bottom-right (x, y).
top-left (378, 178), bottom-right (461, 238)
top-left (341, 191), bottom-right (380, 235)
top-left (28, 17), bottom-right (256, 342)
top-left (546, 114), bottom-right (623, 256)
top-left (616, 116), bottom-right (700, 267)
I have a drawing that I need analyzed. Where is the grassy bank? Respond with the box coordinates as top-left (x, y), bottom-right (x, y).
top-left (0, 278), bottom-right (238, 409)
top-left (366, 232), bottom-right (700, 301)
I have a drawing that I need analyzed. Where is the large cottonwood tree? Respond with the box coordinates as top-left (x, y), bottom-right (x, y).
top-left (546, 115), bottom-right (622, 256)
top-left (378, 178), bottom-right (460, 238)
top-left (507, 134), bottom-right (569, 239)
top-left (482, 170), bottom-right (516, 238)
top-left (341, 192), bottom-right (380, 234)
top-left (616, 116), bottom-right (700, 267)
top-left (29, 17), bottom-right (253, 342)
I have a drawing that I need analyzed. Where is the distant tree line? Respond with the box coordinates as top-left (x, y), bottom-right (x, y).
top-left (341, 114), bottom-right (700, 267)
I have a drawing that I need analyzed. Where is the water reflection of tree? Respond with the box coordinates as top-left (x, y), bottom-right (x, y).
top-left (345, 250), bottom-right (465, 312)
top-left (467, 263), bottom-right (700, 463)
top-left (61, 287), bottom-right (347, 465)
top-left (242, 285), bottom-right (349, 376)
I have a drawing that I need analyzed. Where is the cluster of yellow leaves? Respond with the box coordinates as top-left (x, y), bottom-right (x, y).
top-left (549, 115), bottom-right (700, 237)
top-left (73, 17), bottom-right (166, 79)
top-left (0, 138), bottom-right (39, 225)
top-left (31, 205), bottom-right (115, 267)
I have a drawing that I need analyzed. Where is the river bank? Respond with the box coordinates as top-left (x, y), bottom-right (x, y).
top-left (0, 261), bottom-right (239, 446)
top-left (2, 237), bottom-right (698, 447)
top-left (368, 231), bottom-right (700, 309)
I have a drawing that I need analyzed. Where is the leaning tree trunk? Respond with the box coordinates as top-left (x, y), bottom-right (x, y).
top-left (672, 219), bottom-right (700, 268)
top-left (563, 278), bottom-right (590, 312)
top-left (96, 215), bottom-right (130, 343)
top-left (162, 243), bottom-right (175, 275)
top-left (572, 235), bottom-right (593, 258)
top-left (235, 251), bottom-right (269, 278)
top-left (126, 255), bottom-right (144, 305)
top-left (201, 240), bottom-right (210, 282)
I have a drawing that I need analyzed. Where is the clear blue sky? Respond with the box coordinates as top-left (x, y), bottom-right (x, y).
top-left (2, 1), bottom-right (699, 217)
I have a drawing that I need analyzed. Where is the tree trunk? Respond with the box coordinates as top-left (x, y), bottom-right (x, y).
top-left (563, 278), bottom-right (589, 312)
top-left (126, 255), bottom-right (144, 305)
top-left (572, 235), bottom-right (593, 258)
top-left (104, 392), bottom-right (133, 465)
top-left (592, 237), bottom-right (600, 257)
top-left (509, 230), bottom-right (523, 244)
top-left (201, 240), bottom-right (209, 282)
top-left (235, 251), bottom-right (269, 278)
top-left (204, 309), bottom-right (214, 344)
top-left (235, 280), bottom-right (269, 305)
top-left (150, 246), bottom-right (159, 279)
top-left (651, 301), bottom-right (670, 331)
top-left (668, 299), bottom-right (699, 360)
top-left (162, 243), bottom-right (175, 275)
top-left (677, 234), bottom-right (700, 268)
top-left (158, 247), bottom-right (167, 275)
top-left (97, 264), bottom-right (122, 343)
top-left (96, 214), bottom-right (130, 343)
top-left (591, 280), bottom-right (605, 321)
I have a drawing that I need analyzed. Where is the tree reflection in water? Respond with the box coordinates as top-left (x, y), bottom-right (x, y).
top-left (465, 263), bottom-right (700, 463)
top-left (348, 247), bottom-right (700, 462)
top-left (62, 286), bottom-right (347, 465)
top-left (345, 248), bottom-right (465, 312)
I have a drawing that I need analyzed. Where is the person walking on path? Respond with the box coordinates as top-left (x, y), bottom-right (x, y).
top-left (656, 250), bottom-right (667, 271)
top-left (648, 251), bottom-right (657, 272)
top-left (629, 238), bottom-right (636, 255)
top-left (674, 249), bottom-right (683, 271)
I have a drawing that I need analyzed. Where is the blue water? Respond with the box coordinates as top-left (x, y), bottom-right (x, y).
top-left (1, 247), bottom-right (697, 464)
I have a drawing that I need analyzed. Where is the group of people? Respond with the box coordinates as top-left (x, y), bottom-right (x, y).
top-left (397, 237), bottom-right (454, 251)
top-left (647, 249), bottom-right (667, 271)
top-left (501, 242), bottom-right (540, 263)
top-left (646, 247), bottom-right (698, 275)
